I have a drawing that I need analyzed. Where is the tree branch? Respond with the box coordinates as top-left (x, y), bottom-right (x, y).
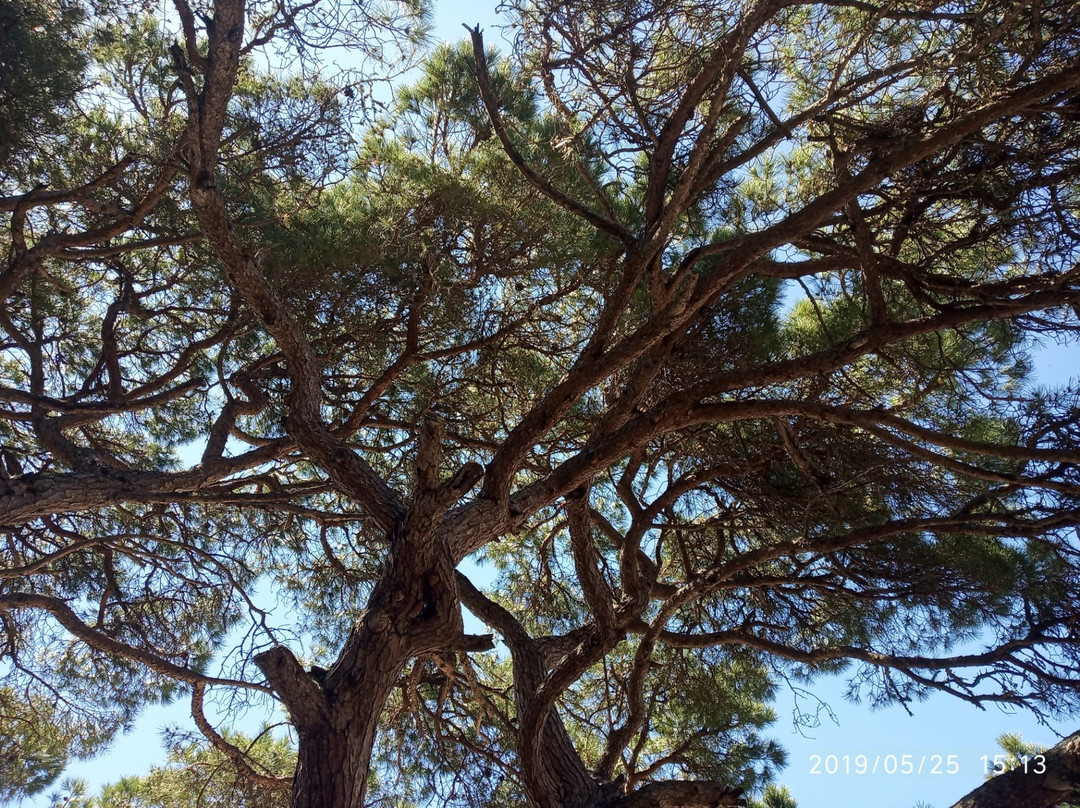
top-left (191, 681), bottom-right (292, 791)
top-left (616, 780), bottom-right (745, 808)
top-left (468, 27), bottom-right (632, 245)
top-left (0, 592), bottom-right (268, 693)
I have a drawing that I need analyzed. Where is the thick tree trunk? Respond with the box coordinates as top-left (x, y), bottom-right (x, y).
top-left (256, 512), bottom-right (491, 807)
top-left (948, 730), bottom-right (1080, 808)
top-left (255, 613), bottom-right (426, 808)
top-left (290, 721), bottom-right (375, 808)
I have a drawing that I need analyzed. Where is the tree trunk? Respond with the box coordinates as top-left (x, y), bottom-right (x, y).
top-left (948, 730), bottom-right (1080, 808)
top-left (256, 615), bottom-right (425, 808)
top-left (256, 516), bottom-right (486, 808)
top-left (290, 720), bottom-right (375, 808)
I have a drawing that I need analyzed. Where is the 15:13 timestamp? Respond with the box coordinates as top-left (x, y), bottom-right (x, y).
top-left (981, 754), bottom-right (1047, 776)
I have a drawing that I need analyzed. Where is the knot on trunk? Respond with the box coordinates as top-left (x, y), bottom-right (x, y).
top-left (253, 645), bottom-right (330, 731)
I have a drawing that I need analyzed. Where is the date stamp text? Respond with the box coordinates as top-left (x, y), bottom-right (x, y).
top-left (808, 753), bottom-right (1048, 776)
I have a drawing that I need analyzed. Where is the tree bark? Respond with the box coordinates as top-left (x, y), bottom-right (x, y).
top-left (288, 722), bottom-right (372, 808)
top-left (255, 581), bottom-right (455, 808)
top-left (948, 731), bottom-right (1080, 808)
top-left (615, 781), bottom-right (745, 808)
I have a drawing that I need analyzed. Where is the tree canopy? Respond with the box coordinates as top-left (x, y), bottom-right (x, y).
top-left (2, 1), bottom-right (1080, 807)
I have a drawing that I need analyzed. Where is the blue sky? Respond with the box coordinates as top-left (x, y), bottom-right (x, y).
top-left (22, 2), bottom-right (1080, 807)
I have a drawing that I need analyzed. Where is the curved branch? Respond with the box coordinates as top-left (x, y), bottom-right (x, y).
top-left (0, 592), bottom-right (269, 693)
top-left (190, 681), bottom-right (292, 791)
top-left (456, 571), bottom-right (602, 808)
top-left (468, 28), bottom-right (632, 245)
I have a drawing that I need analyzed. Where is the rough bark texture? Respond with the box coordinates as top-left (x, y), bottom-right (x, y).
top-left (617, 782), bottom-right (746, 808)
top-left (256, 553), bottom-right (468, 807)
top-left (455, 573), bottom-right (606, 808)
top-left (256, 643), bottom-right (401, 808)
top-left (947, 732), bottom-right (1080, 808)
top-left (180, 7), bottom-right (435, 801)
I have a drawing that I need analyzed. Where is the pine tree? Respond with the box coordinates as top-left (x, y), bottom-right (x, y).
top-left (2, 2), bottom-right (1080, 807)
